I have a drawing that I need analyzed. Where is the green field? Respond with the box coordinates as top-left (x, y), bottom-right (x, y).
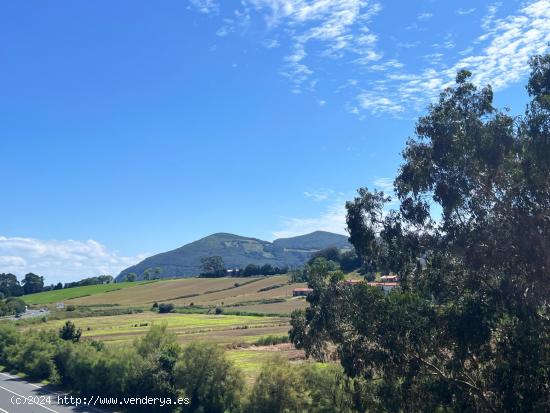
top-left (28, 312), bottom-right (288, 342)
top-left (22, 280), bottom-right (157, 305)
top-left (59, 275), bottom-right (308, 315)
top-left (15, 276), bottom-right (311, 379)
top-left (22, 311), bottom-right (299, 379)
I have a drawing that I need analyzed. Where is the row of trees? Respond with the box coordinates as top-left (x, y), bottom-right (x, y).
top-left (309, 247), bottom-right (361, 272)
top-left (290, 55), bottom-right (550, 412)
top-left (290, 248), bottom-right (361, 284)
top-left (199, 256), bottom-right (289, 278)
top-left (0, 272), bottom-right (44, 297)
top-left (1, 273), bottom-right (118, 297)
top-left (61, 275), bottom-right (114, 289)
top-left (124, 267), bottom-right (162, 282)
top-left (0, 323), bottom-right (365, 413)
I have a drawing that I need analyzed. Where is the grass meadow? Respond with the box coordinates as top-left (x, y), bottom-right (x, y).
top-left (13, 275), bottom-right (311, 379)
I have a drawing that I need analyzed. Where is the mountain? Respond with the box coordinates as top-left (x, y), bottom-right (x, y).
top-left (116, 231), bottom-right (351, 281)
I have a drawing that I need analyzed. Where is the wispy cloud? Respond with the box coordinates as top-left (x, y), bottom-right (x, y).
top-left (242, 0), bottom-right (383, 92)
top-left (189, 0), bottom-right (220, 14)
top-left (304, 188), bottom-right (334, 201)
top-left (372, 177), bottom-right (394, 193)
top-left (352, 0), bottom-right (550, 115)
top-left (272, 202), bottom-right (347, 238)
top-left (417, 12), bottom-right (433, 21)
top-left (0, 236), bottom-right (146, 284)
top-left (457, 7), bottom-right (476, 15)
top-left (262, 38), bottom-right (280, 48)
top-left (188, 0), bottom-right (550, 116)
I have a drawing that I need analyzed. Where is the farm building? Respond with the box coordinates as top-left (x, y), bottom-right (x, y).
top-left (380, 275), bottom-right (399, 282)
top-left (344, 279), bottom-right (363, 285)
top-left (367, 282), bottom-right (399, 293)
top-left (293, 287), bottom-right (313, 297)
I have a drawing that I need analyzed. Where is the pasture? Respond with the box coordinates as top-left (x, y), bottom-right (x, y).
top-left (60, 275), bottom-right (308, 315)
top-left (23, 311), bottom-right (301, 379)
top-left (21, 280), bottom-right (157, 305)
top-left (17, 275), bottom-right (312, 379)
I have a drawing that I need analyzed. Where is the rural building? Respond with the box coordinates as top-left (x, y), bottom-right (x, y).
top-left (380, 275), bottom-right (399, 282)
top-left (293, 287), bottom-right (313, 297)
top-left (367, 282), bottom-right (399, 293)
top-left (344, 279), bottom-right (363, 285)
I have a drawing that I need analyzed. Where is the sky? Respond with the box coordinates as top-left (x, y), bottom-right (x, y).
top-left (1, 0), bottom-right (549, 284)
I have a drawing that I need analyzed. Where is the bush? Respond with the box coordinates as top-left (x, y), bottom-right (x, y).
top-left (0, 297), bottom-right (26, 316)
top-left (302, 363), bottom-right (356, 413)
top-left (59, 321), bottom-right (82, 343)
top-left (158, 303), bottom-right (174, 313)
top-left (245, 357), bottom-right (310, 413)
top-left (175, 342), bottom-right (244, 413)
top-left (215, 306), bottom-right (223, 315)
top-left (254, 335), bottom-right (289, 346)
top-left (8, 331), bottom-right (60, 380)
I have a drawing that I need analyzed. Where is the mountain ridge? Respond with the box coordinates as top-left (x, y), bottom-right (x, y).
top-left (116, 231), bottom-right (350, 281)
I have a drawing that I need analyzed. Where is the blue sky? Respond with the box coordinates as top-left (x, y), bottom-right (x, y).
top-left (1, 0), bottom-right (549, 283)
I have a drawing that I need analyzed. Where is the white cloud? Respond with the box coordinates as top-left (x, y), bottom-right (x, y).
top-left (272, 202), bottom-right (347, 238)
top-left (188, 0), bottom-right (550, 116)
top-left (304, 188), bottom-right (333, 201)
top-left (417, 12), bottom-right (433, 21)
top-left (246, 0), bottom-right (383, 91)
top-left (262, 38), bottom-right (280, 48)
top-left (0, 236), bottom-right (146, 284)
top-left (369, 59), bottom-right (404, 71)
top-left (189, 0), bottom-right (220, 14)
top-left (357, 92), bottom-right (404, 115)
top-left (353, 0), bottom-right (550, 115)
top-left (372, 177), bottom-right (394, 193)
top-left (457, 8), bottom-right (476, 16)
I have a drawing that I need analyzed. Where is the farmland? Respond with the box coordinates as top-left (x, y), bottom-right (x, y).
top-left (14, 275), bottom-right (311, 379)
top-left (25, 312), bottom-right (289, 344)
top-left (21, 280), bottom-right (157, 305)
top-left (61, 275), bottom-right (310, 307)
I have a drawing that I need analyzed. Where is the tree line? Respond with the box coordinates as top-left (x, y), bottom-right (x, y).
top-left (0, 323), bottom-right (367, 413)
top-left (0, 272), bottom-right (116, 299)
top-left (199, 256), bottom-right (289, 278)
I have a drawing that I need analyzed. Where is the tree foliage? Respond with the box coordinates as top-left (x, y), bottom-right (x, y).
top-left (291, 56), bottom-right (550, 412)
top-left (59, 321), bottom-right (82, 343)
top-left (200, 256), bottom-right (226, 277)
top-left (175, 341), bottom-right (244, 413)
top-left (22, 272), bottom-right (44, 295)
top-left (0, 273), bottom-right (23, 297)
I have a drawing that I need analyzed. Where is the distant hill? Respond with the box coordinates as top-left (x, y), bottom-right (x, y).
top-left (116, 231), bottom-right (350, 281)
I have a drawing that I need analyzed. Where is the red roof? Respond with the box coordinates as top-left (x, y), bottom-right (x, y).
top-left (367, 282), bottom-right (400, 287)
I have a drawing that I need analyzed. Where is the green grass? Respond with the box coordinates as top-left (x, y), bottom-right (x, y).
top-left (227, 350), bottom-right (279, 378)
top-left (29, 312), bottom-right (288, 339)
top-left (22, 281), bottom-right (157, 305)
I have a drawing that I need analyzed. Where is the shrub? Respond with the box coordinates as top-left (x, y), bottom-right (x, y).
top-left (158, 303), bottom-right (174, 313)
top-left (215, 306), bottom-right (223, 315)
top-left (245, 357), bottom-right (310, 413)
top-left (254, 335), bottom-right (289, 346)
top-left (175, 342), bottom-right (244, 413)
top-left (59, 321), bottom-right (82, 343)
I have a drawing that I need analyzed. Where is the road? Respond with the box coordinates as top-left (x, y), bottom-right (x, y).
top-left (0, 372), bottom-right (103, 413)
top-left (0, 310), bottom-right (50, 322)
